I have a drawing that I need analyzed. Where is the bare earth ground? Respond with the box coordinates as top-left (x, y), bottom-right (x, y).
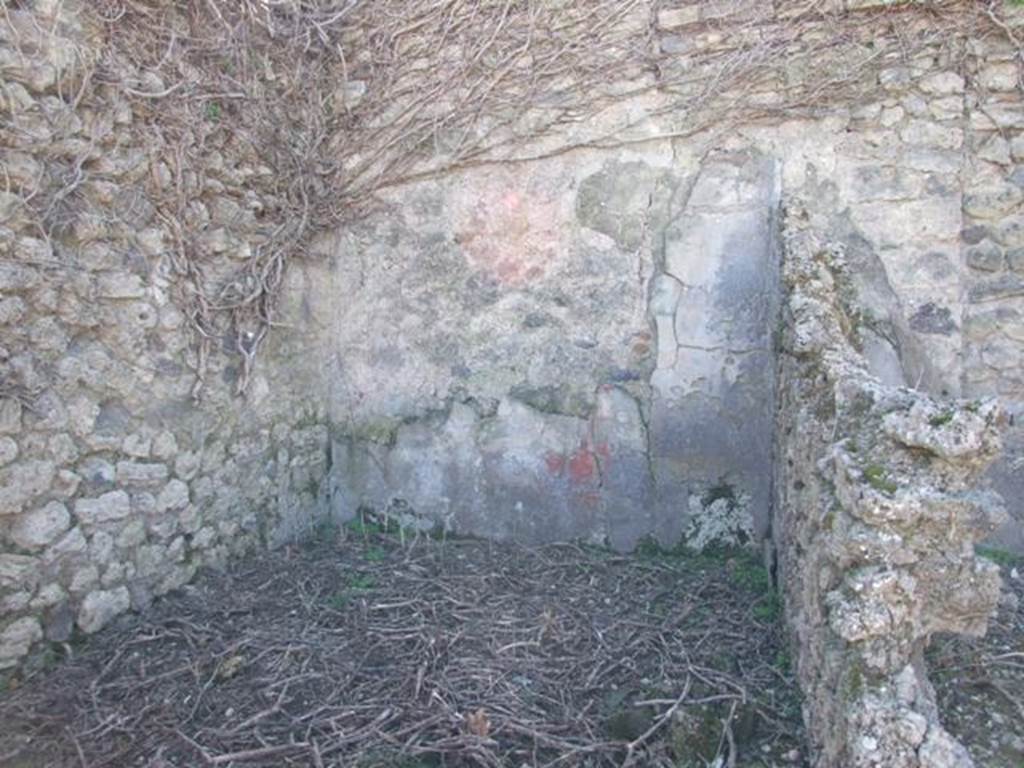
top-left (0, 525), bottom-right (804, 768)
top-left (930, 552), bottom-right (1024, 768)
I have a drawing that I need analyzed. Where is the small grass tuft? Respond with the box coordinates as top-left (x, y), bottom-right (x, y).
top-left (863, 464), bottom-right (898, 494)
top-left (977, 546), bottom-right (1021, 567)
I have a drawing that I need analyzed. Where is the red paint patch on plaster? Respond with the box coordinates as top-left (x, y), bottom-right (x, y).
top-left (451, 169), bottom-right (567, 285)
top-left (545, 452), bottom-right (566, 475)
top-left (568, 443), bottom-right (597, 485)
top-left (577, 491), bottom-right (601, 507)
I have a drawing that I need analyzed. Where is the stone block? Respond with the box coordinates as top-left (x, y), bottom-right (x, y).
top-left (74, 490), bottom-right (131, 525)
top-left (1008, 247), bottom-right (1024, 272)
top-left (77, 587), bottom-right (130, 634)
top-left (0, 297), bottom-right (26, 325)
top-left (966, 242), bottom-right (1004, 272)
top-left (969, 274), bottom-right (1024, 303)
top-left (116, 461), bottom-right (169, 487)
top-left (97, 273), bottom-right (146, 299)
top-left (0, 438), bottom-right (16, 466)
top-left (964, 184), bottom-right (1024, 219)
top-left (898, 119), bottom-right (962, 150)
top-left (0, 460), bottom-right (56, 516)
top-left (156, 479), bottom-right (190, 513)
top-left (977, 134), bottom-right (1012, 166)
top-left (0, 553), bottom-right (39, 593)
top-left (121, 433), bottom-right (151, 458)
top-left (978, 62), bottom-right (1019, 92)
top-left (9, 501), bottom-right (71, 550)
top-left (908, 303), bottom-right (956, 336)
top-left (152, 431), bottom-right (178, 460)
top-left (917, 71), bottom-right (964, 96)
top-left (657, 6), bottom-right (700, 28)
top-left (0, 618), bottom-right (43, 669)
top-left (1011, 135), bottom-right (1024, 163)
top-left (994, 216), bottom-right (1024, 248)
top-left (0, 399), bottom-right (22, 435)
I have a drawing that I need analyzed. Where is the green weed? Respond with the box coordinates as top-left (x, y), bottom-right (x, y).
top-left (977, 546), bottom-right (1021, 567)
top-left (863, 464), bottom-right (898, 494)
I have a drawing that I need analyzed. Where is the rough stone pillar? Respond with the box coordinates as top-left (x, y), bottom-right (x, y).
top-left (774, 203), bottom-right (1006, 767)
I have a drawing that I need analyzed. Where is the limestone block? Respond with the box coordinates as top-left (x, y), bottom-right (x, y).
top-left (879, 105), bottom-right (904, 127)
top-left (156, 479), bottom-right (190, 513)
top-left (42, 526), bottom-right (86, 563)
top-left (77, 587), bottom-right (130, 634)
top-left (0, 618), bottom-right (43, 669)
top-left (0, 398), bottom-right (22, 435)
top-left (0, 553), bottom-right (39, 594)
top-left (882, 400), bottom-right (1001, 462)
top-left (74, 490), bottom-right (131, 525)
top-left (977, 134), bottom-right (1012, 166)
top-left (78, 457), bottom-right (115, 492)
top-left (30, 583), bottom-right (66, 609)
top-left (965, 307), bottom-right (1018, 342)
top-left (1008, 247), bottom-right (1024, 272)
top-left (9, 501), bottom-right (71, 551)
top-left (0, 437), bottom-right (17, 466)
top-left (0, 297), bottom-right (27, 325)
top-left (1011, 135), bottom-right (1024, 163)
top-left (0, 460), bottom-right (56, 516)
top-left (69, 565), bottom-right (99, 594)
top-left (993, 215), bottom-right (1024, 248)
top-left (116, 520), bottom-right (146, 549)
top-left (918, 71), bottom-right (964, 96)
top-left (152, 431), bottom-right (178, 460)
top-left (966, 241), bottom-right (1004, 272)
top-left (898, 119), bottom-right (962, 150)
top-left (121, 433), bottom-right (151, 458)
top-left (963, 183), bottom-right (1024, 219)
top-left (879, 67), bottom-right (912, 91)
top-left (116, 461), bottom-right (169, 487)
top-left (969, 273), bottom-right (1024, 302)
top-left (970, 103), bottom-right (1024, 130)
top-left (96, 273), bottom-right (146, 299)
top-left (927, 96), bottom-right (962, 121)
top-left (48, 433), bottom-right (78, 465)
top-left (657, 7), bottom-right (700, 29)
top-left (977, 62), bottom-right (1019, 92)
top-left (88, 531), bottom-right (114, 566)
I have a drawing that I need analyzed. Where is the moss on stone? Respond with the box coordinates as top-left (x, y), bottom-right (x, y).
top-left (863, 464), bottom-right (898, 495)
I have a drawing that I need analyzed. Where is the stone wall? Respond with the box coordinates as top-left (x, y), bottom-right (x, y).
top-left (320, 16), bottom-right (1024, 554)
top-left (2, 0), bottom-right (1023, 720)
top-left (0, 4), bottom-right (332, 670)
top-left (774, 203), bottom-right (1006, 768)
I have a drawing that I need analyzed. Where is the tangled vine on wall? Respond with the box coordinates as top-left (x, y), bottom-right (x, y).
top-left (2, 0), bottom-right (1018, 397)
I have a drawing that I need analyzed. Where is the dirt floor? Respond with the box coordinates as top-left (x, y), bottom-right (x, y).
top-left (1, 526), bottom-right (1020, 768)
top-left (0, 523), bottom-right (804, 768)
top-left (929, 551), bottom-right (1024, 768)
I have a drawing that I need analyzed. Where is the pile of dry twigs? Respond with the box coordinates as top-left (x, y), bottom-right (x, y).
top-left (0, 529), bottom-right (802, 767)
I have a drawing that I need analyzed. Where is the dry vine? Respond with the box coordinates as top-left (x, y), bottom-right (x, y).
top-left (4, 0), bottom-right (1014, 395)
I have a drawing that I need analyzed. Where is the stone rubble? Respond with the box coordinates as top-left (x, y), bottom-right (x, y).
top-left (775, 204), bottom-right (1006, 768)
